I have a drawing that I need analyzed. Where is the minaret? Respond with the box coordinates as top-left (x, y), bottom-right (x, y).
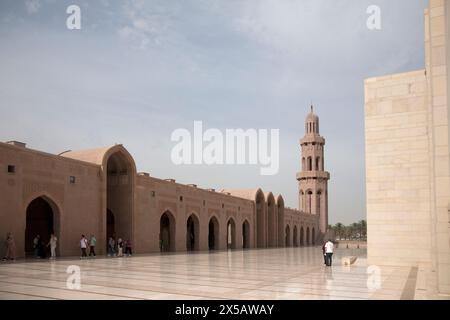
top-left (296, 105), bottom-right (330, 236)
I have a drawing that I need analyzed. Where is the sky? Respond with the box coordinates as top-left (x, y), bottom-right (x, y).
top-left (0, 0), bottom-right (428, 224)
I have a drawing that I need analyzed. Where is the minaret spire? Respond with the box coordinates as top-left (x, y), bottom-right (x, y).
top-left (297, 107), bottom-right (330, 240)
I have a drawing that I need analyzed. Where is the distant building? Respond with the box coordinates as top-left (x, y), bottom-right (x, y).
top-left (0, 110), bottom-right (329, 257)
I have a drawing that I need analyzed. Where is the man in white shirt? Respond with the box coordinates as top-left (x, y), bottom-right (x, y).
top-left (324, 239), bottom-right (334, 266)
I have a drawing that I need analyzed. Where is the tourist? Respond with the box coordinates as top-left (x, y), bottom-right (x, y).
top-left (2, 232), bottom-right (16, 261)
top-left (322, 242), bottom-right (327, 266)
top-left (125, 239), bottom-right (132, 256)
top-left (89, 234), bottom-right (96, 257)
top-left (33, 235), bottom-right (40, 258)
top-left (108, 237), bottom-right (115, 256)
top-left (325, 239), bottom-right (334, 266)
top-left (117, 238), bottom-right (124, 257)
top-left (80, 235), bottom-right (88, 258)
top-left (47, 233), bottom-right (57, 259)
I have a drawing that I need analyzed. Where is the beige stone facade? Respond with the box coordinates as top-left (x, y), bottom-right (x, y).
top-left (0, 111), bottom-right (328, 258)
top-left (365, 0), bottom-right (450, 296)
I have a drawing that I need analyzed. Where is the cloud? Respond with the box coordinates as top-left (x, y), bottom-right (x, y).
top-left (25, 0), bottom-right (41, 15)
top-left (117, 0), bottom-right (175, 49)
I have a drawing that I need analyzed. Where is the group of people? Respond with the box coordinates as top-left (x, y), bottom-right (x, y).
top-left (5, 232), bottom-right (336, 264)
top-left (32, 233), bottom-right (58, 259)
top-left (79, 234), bottom-right (97, 259)
top-left (322, 239), bottom-right (334, 266)
top-left (107, 236), bottom-right (133, 257)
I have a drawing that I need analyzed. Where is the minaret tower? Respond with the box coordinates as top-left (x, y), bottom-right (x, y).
top-left (296, 106), bottom-right (330, 236)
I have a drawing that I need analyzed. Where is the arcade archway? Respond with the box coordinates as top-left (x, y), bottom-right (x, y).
top-left (25, 197), bottom-right (59, 257)
top-left (208, 216), bottom-right (219, 250)
top-left (160, 211), bottom-right (175, 252)
top-left (242, 220), bottom-right (250, 249)
top-left (186, 214), bottom-right (199, 251)
top-left (227, 218), bottom-right (236, 249)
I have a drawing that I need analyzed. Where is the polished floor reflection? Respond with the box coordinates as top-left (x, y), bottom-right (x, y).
top-left (0, 247), bottom-right (413, 300)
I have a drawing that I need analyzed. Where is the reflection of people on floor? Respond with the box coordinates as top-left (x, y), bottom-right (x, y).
top-left (325, 268), bottom-right (334, 281)
top-left (2, 232), bottom-right (16, 261)
top-left (47, 233), bottom-right (57, 259)
top-left (325, 239), bottom-right (334, 266)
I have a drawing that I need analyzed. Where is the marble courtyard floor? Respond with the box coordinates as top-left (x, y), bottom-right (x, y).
top-left (0, 247), bottom-right (415, 300)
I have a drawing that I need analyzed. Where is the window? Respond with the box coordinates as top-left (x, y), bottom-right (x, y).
top-left (151, 191), bottom-right (156, 197)
top-left (307, 157), bottom-right (312, 171)
top-left (179, 196), bottom-right (183, 202)
top-left (203, 200), bottom-right (206, 206)
top-left (308, 191), bottom-right (313, 213)
top-left (7, 165), bottom-right (15, 173)
top-left (222, 203), bottom-right (225, 209)
top-left (69, 176), bottom-right (76, 184)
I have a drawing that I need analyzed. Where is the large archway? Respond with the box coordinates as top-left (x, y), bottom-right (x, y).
top-left (106, 151), bottom-right (134, 250)
top-left (25, 197), bottom-right (58, 257)
top-left (242, 220), bottom-right (250, 249)
top-left (300, 227), bottom-right (305, 246)
top-left (306, 227), bottom-right (310, 246)
top-left (186, 214), bottom-right (200, 251)
top-left (267, 193), bottom-right (277, 248)
top-left (208, 216), bottom-right (220, 250)
top-left (255, 190), bottom-right (265, 248)
top-left (160, 211), bottom-right (175, 252)
top-left (227, 218), bottom-right (236, 249)
top-left (293, 226), bottom-right (298, 247)
top-left (285, 225), bottom-right (291, 247)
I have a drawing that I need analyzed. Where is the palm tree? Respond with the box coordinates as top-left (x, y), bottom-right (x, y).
top-left (334, 223), bottom-right (344, 240)
top-left (359, 220), bottom-right (367, 240)
top-left (350, 223), bottom-right (359, 240)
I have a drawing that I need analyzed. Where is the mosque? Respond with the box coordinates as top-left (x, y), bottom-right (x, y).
top-left (0, 109), bottom-right (329, 257)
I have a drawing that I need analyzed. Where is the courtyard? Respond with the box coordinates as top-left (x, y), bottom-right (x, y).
top-left (0, 247), bottom-right (416, 300)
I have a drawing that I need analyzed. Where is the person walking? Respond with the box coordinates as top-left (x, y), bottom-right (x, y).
top-left (33, 235), bottom-right (40, 258)
top-left (89, 235), bottom-right (96, 257)
top-left (125, 239), bottom-right (132, 256)
top-left (47, 233), bottom-right (58, 259)
top-left (117, 238), bottom-right (123, 257)
top-left (108, 237), bottom-right (115, 257)
top-left (325, 239), bottom-right (334, 266)
top-left (80, 235), bottom-right (88, 259)
top-left (322, 242), bottom-right (327, 266)
top-left (3, 233), bottom-right (16, 261)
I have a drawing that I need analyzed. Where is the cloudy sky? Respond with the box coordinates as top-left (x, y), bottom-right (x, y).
top-left (0, 0), bottom-right (428, 224)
